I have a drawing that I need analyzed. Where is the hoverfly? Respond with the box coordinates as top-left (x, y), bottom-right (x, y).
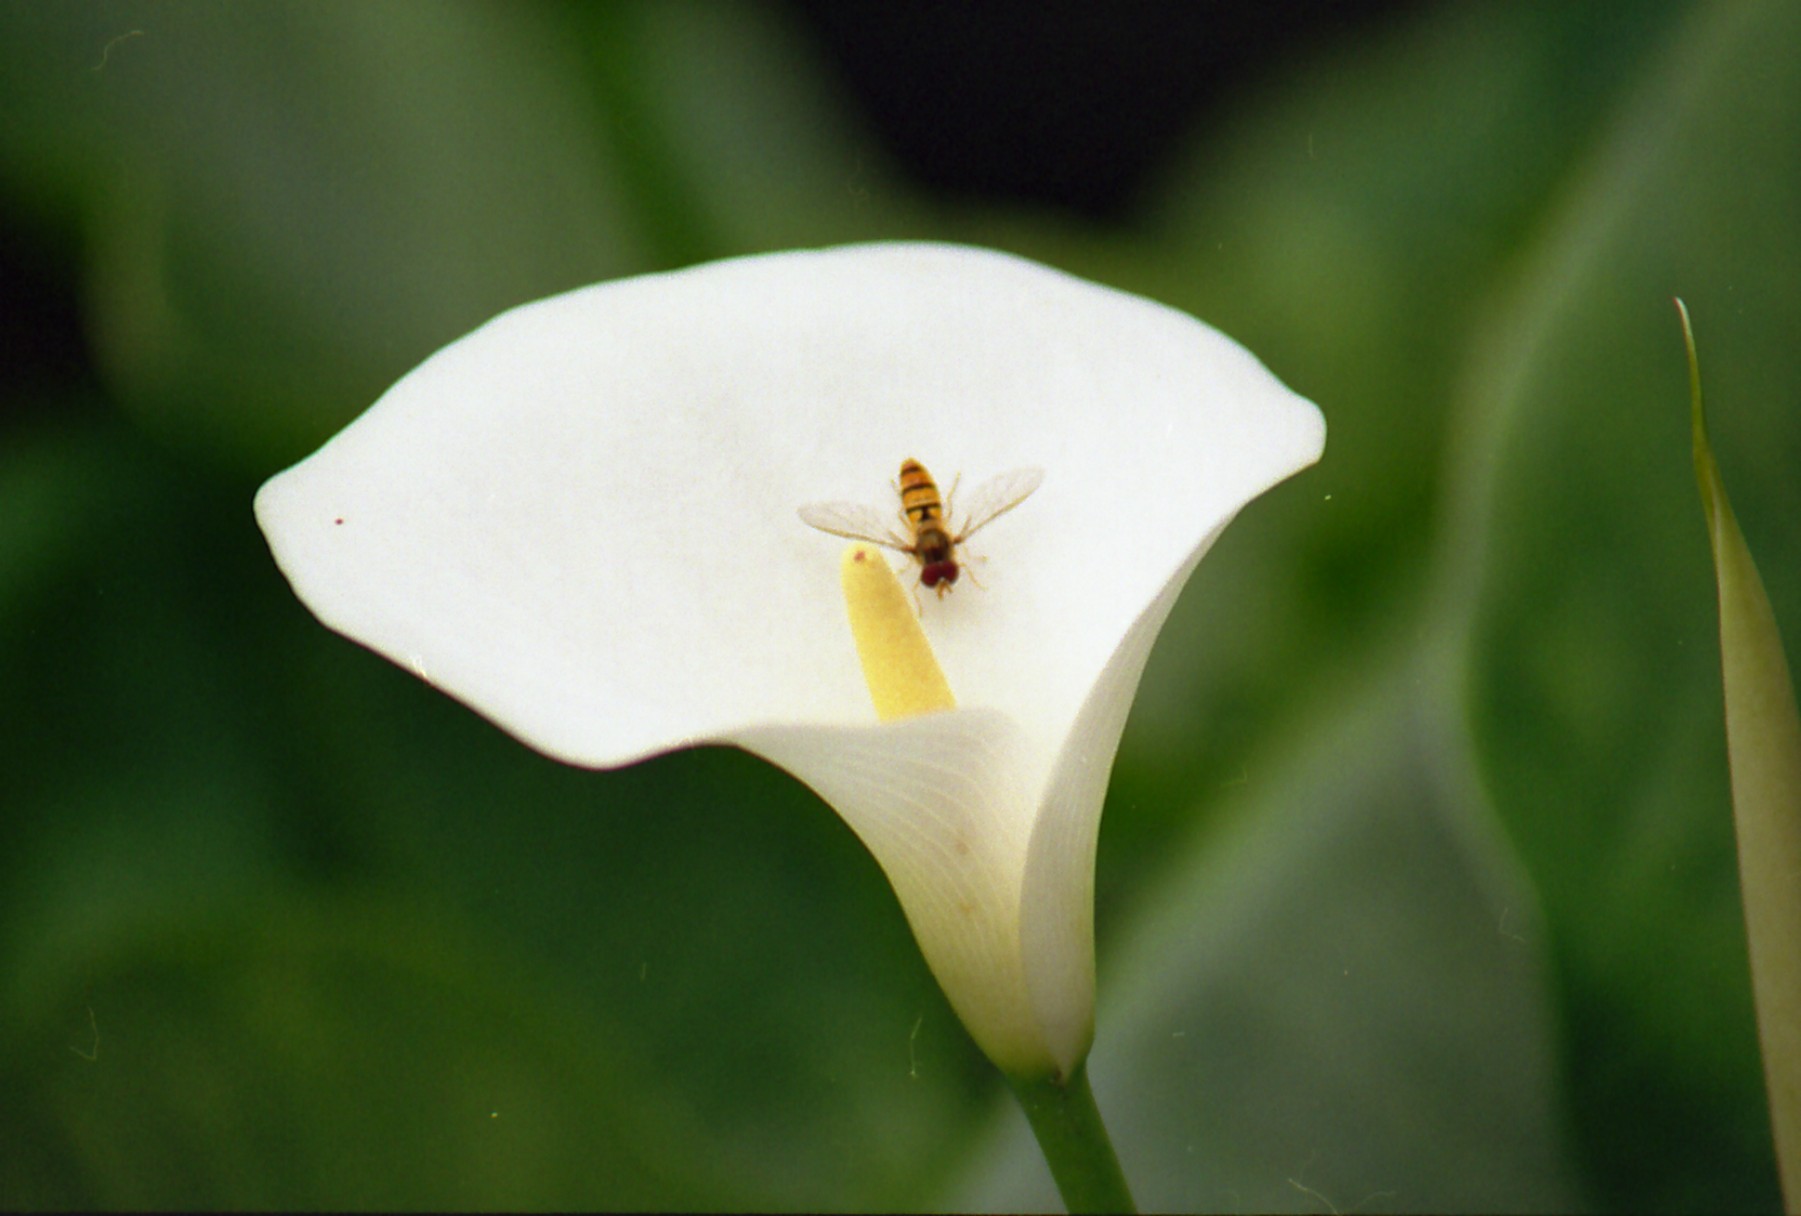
top-left (798, 458), bottom-right (1045, 597)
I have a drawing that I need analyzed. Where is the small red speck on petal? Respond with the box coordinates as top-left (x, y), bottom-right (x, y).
top-left (854, 549), bottom-right (867, 562)
top-left (334, 517), bottom-right (344, 525)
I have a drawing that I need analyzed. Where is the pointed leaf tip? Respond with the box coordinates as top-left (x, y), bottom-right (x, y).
top-left (1679, 297), bottom-right (1720, 534)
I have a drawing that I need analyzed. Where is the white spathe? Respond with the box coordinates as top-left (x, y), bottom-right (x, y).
top-left (256, 242), bottom-right (1324, 1079)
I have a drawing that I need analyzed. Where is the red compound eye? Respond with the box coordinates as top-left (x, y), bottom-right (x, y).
top-left (921, 561), bottom-right (958, 587)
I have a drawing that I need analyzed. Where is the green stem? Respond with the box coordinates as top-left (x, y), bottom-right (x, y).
top-left (1007, 1066), bottom-right (1136, 1214)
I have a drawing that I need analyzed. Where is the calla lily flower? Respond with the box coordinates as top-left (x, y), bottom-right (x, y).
top-left (256, 242), bottom-right (1324, 1082)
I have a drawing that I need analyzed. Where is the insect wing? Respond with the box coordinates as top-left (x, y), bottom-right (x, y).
top-left (953, 466), bottom-right (1045, 541)
top-left (796, 500), bottom-right (910, 550)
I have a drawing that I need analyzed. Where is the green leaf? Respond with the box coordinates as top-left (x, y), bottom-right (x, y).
top-left (1055, 1), bottom-right (1691, 869)
top-left (0, 2), bottom-right (644, 464)
top-left (1453, 2), bottom-right (1801, 1206)
top-left (956, 671), bottom-right (1581, 1212)
top-left (959, 2), bottom-right (1801, 1208)
top-left (1686, 299), bottom-right (1801, 1208)
top-left (0, 2), bottom-right (910, 470)
top-left (0, 890), bottom-right (741, 1210)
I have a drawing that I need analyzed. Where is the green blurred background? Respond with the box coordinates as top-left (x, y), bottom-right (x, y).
top-left (3, 2), bottom-right (1798, 1210)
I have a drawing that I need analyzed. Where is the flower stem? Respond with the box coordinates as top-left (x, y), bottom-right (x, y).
top-left (1008, 1066), bottom-right (1136, 1214)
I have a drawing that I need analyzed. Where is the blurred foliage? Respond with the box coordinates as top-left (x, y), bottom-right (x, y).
top-left (2, 1), bottom-right (1797, 1210)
